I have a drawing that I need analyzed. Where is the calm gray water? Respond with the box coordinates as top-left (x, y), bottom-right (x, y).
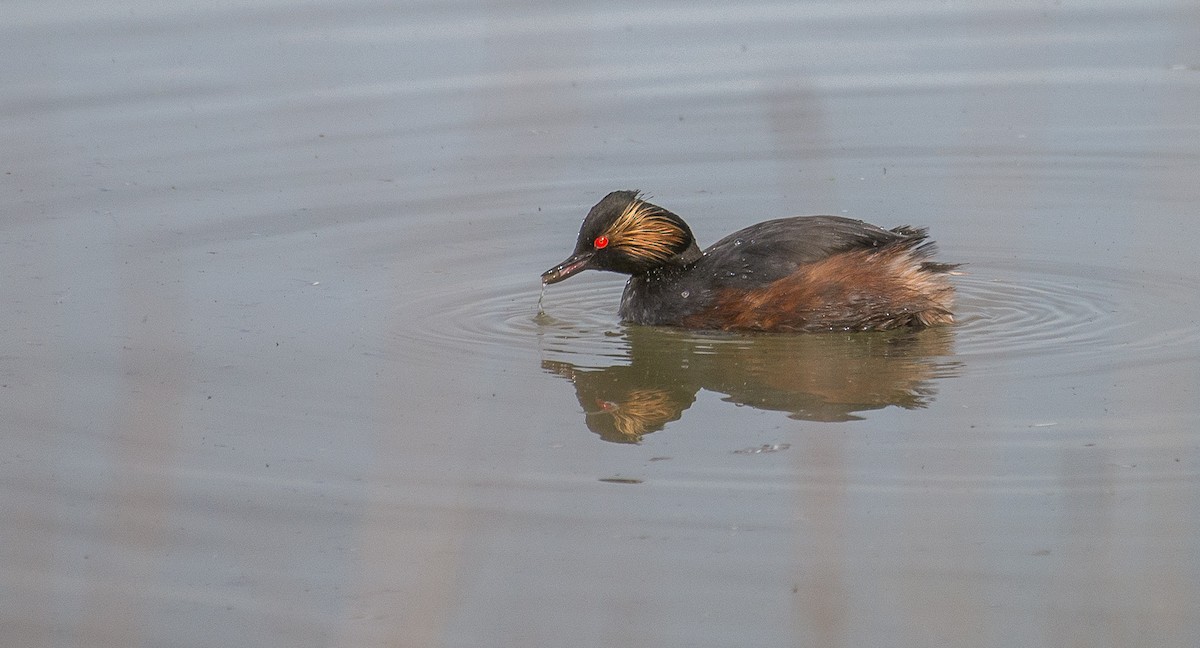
top-left (2, 1), bottom-right (1198, 646)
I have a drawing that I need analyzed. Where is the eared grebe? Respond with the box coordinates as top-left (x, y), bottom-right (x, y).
top-left (541, 190), bottom-right (957, 332)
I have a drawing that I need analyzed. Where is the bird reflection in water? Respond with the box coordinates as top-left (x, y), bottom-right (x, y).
top-left (543, 325), bottom-right (959, 443)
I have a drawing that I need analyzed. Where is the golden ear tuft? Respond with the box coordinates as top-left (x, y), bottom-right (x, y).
top-left (604, 199), bottom-right (687, 263)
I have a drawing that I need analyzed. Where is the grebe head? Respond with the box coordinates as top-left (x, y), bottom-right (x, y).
top-left (542, 190), bottom-right (699, 284)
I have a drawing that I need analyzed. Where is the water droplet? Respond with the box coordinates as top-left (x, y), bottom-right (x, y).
top-left (680, 290), bottom-right (690, 298)
top-left (733, 238), bottom-right (743, 246)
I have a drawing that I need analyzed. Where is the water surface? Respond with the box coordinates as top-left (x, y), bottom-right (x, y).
top-left (2, 1), bottom-right (1198, 646)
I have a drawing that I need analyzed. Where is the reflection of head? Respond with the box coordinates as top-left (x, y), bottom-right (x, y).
top-left (592, 388), bottom-right (681, 443)
top-left (543, 359), bottom-right (693, 443)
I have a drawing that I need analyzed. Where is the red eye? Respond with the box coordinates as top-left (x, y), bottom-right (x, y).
top-left (593, 235), bottom-right (609, 249)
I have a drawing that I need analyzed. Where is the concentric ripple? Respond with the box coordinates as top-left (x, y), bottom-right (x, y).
top-left (398, 253), bottom-right (1200, 377)
top-left (951, 255), bottom-right (1200, 375)
top-left (397, 272), bottom-right (631, 367)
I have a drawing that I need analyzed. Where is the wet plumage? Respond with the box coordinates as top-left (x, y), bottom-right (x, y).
top-left (542, 190), bottom-right (956, 332)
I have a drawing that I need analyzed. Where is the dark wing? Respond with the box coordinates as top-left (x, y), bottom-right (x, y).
top-left (693, 216), bottom-right (912, 288)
